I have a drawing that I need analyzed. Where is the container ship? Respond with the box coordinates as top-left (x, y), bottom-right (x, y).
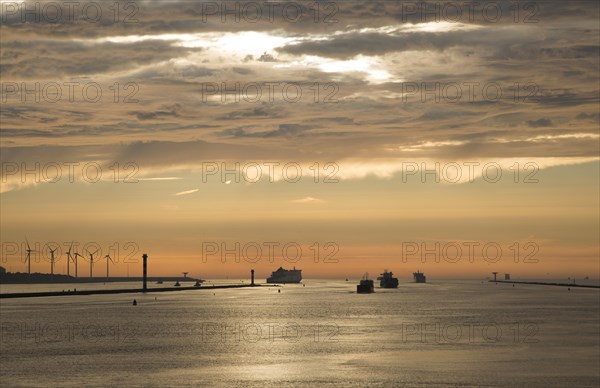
top-left (266, 267), bottom-right (302, 283)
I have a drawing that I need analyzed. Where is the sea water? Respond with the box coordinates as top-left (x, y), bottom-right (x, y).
top-left (1, 280), bottom-right (599, 387)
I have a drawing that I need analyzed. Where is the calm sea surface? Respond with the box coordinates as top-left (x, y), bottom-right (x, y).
top-left (1, 280), bottom-right (599, 387)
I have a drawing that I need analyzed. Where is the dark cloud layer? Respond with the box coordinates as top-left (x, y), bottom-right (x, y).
top-left (1, 0), bottom-right (598, 185)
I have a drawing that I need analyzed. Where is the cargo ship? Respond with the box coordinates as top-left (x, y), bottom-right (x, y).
top-left (377, 270), bottom-right (399, 288)
top-left (413, 271), bottom-right (426, 283)
top-left (266, 267), bottom-right (302, 283)
top-left (357, 273), bottom-right (375, 293)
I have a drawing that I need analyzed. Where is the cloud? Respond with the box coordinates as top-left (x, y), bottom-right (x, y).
top-left (291, 197), bottom-right (325, 204)
top-left (2, 0), bottom-right (599, 192)
top-left (174, 189), bottom-right (199, 196)
top-left (526, 118), bottom-right (554, 128)
top-left (218, 124), bottom-right (315, 138)
top-left (0, 39), bottom-right (201, 78)
top-left (275, 26), bottom-right (541, 59)
top-left (257, 52), bottom-right (278, 62)
top-left (216, 106), bottom-right (283, 121)
top-left (576, 112), bottom-right (600, 121)
top-left (138, 177), bottom-right (182, 181)
top-left (130, 104), bottom-right (182, 121)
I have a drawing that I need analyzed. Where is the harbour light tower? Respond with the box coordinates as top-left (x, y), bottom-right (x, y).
top-left (492, 272), bottom-right (498, 282)
top-left (142, 253), bottom-right (148, 291)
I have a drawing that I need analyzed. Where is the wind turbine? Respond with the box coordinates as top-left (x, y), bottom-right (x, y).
top-left (66, 242), bottom-right (74, 276)
top-left (86, 247), bottom-right (100, 278)
top-left (73, 250), bottom-right (84, 278)
top-left (49, 246), bottom-right (57, 275)
top-left (24, 238), bottom-right (37, 280)
top-left (104, 254), bottom-right (114, 280)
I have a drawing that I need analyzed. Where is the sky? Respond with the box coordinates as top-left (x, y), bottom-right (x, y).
top-left (0, 0), bottom-right (599, 280)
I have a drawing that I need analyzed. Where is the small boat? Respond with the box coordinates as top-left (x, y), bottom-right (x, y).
top-left (174, 281), bottom-right (181, 287)
top-left (156, 280), bottom-right (163, 284)
top-left (194, 280), bottom-right (202, 287)
top-left (357, 273), bottom-right (375, 294)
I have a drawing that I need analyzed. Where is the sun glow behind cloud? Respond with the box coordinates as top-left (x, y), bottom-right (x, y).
top-left (88, 30), bottom-right (398, 83)
top-left (94, 31), bottom-right (296, 57)
top-left (281, 55), bottom-right (396, 83)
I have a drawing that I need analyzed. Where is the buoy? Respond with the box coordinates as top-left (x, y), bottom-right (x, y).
top-left (133, 299), bottom-right (137, 305)
top-left (278, 289), bottom-right (281, 293)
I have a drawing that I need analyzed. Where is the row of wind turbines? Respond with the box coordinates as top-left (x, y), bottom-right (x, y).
top-left (24, 239), bottom-right (115, 279)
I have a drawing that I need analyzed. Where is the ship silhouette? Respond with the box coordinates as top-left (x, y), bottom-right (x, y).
top-left (266, 267), bottom-right (302, 283)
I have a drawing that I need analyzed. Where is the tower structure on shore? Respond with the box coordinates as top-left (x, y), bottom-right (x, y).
top-left (142, 253), bottom-right (148, 291)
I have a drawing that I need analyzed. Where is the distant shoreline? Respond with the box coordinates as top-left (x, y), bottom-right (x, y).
top-left (490, 280), bottom-right (600, 289)
top-left (0, 283), bottom-right (275, 299)
top-left (0, 274), bottom-right (201, 284)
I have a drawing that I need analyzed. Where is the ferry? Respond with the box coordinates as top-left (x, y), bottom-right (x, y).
top-left (267, 267), bottom-right (302, 283)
